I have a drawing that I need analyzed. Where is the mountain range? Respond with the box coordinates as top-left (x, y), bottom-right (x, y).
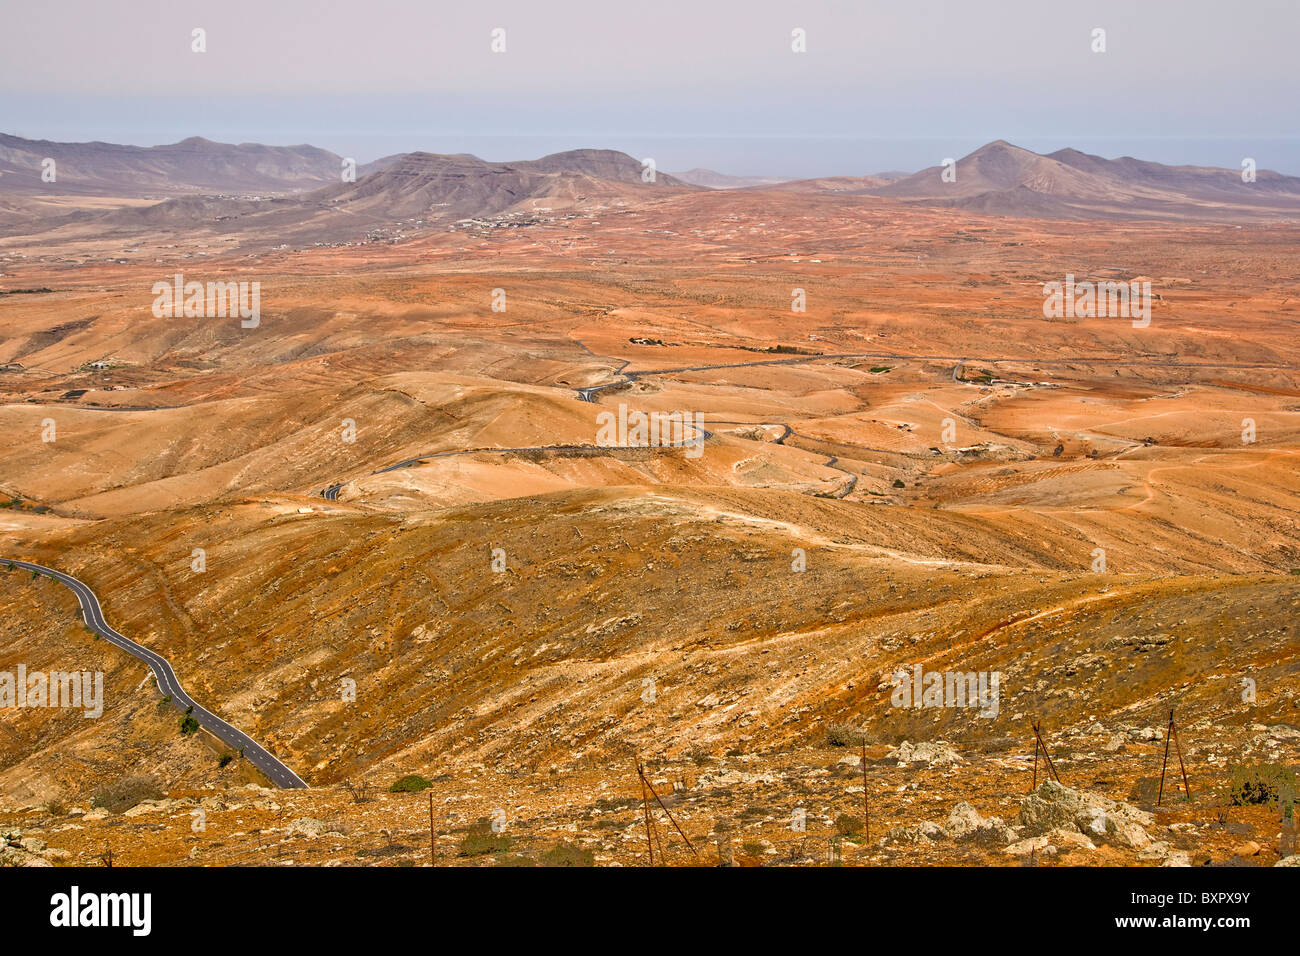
top-left (0, 133), bottom-right (340, 196)
top-left (2, 133), bottom-right (1299, 242)
top-left (309, 148), bottom-right (692, 222)
top-left (868, 140), bottom-right (1300, 219)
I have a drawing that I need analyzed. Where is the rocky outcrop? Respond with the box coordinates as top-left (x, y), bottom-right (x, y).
top-left (884, 802), bottom-right (1013, 848)
top-left (1018, 781), bottom-right (1153, 849)
top-left (888, 740), bottom-right (964, 767)
top-left (0, 830), bottom-right (54, 867)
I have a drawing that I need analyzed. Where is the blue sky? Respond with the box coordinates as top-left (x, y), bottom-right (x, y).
top-left (3, 0), bottom-right (1297, 176)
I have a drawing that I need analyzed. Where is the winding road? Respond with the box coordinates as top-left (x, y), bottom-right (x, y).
top-left (317, 346), bottom-right (1296, 502)
top-left (317, 353), bottom-right (881, 500)
top-left (12, 347), bottom-right (1291, 787)
top-left (2, 559), bottom-right (307, 789)
top-left (315, 352), bottom-right (923, 501)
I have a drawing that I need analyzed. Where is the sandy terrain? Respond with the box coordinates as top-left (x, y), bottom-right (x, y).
top-left (1, 182), bottom-right (1297, 867)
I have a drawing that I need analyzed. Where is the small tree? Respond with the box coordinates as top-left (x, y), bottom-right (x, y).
top-left (388, 774), bottom-right (433, 793)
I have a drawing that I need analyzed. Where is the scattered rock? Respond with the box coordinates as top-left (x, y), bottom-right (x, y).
top-left (585, 613), bottom-right (641, 638)
top-left (1107, 634), bottom-right (1174, 653)
top-left (944, 802), bottom-right (1015, 847)
top-left (884, 821), bottom-right (946, 845)
top-left (1005, 835), bottom-right (1057, 858)
top-left (123, 798), bottom-right (185, 817)
top-left (1018, 781), bottom-right (1152, 850)
top-left (1137, 841), bottom-right (1190, 866)
top-left (889, 740), bottom-right (964, 767)
top-left (695, 769), bottom-right (776, 789)
top-left (285, 817), bottom-right (344, 838)
top-left (0, 830), bottom-right (54, 867)
top-left (1048, 828), bottom-right (1097, 853)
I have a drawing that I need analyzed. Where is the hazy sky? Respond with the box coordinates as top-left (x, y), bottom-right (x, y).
top-left (3, 0), bottom-right (1297, 175)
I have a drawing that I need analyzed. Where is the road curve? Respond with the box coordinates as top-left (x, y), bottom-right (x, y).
top-left (2, 558), bottom-right (307, 789)
top-left (323, 341), bottom-right (1276, 503)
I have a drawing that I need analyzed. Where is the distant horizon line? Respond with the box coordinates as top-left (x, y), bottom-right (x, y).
top-left (6, 129), bottom-right (1300, 181)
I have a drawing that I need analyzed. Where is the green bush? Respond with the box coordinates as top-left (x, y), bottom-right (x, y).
top-left (541, 841), bottom-right (595, 867)
top-left (892, 479), bottom-right (905, 489)
top-left (218, 753), bottom-right (234, 768)
top-left (388, 774), bottom-right (433, 793)
top-left (179, 715), bottom-right (200, 735)
top-left (1229, 762), bottom-right (1297, 807)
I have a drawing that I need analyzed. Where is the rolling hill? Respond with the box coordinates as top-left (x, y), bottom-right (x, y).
top-left (309, 148), bottom-right (694, 221)
top-left (0, 145), bottom-right (698, 247)
top-left (871, 140), bottom-right (1300, 219)
top-left (0, 133), bottom-right (342, 197)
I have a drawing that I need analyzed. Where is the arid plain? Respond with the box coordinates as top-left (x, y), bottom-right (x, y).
top-left (0, 144), bottom-right (1297, 866)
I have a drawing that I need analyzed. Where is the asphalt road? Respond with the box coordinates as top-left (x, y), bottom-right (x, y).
top-left (2, 558), bottom-right (307, 789)
top-left (319, 346), bottom-right (1294, 501)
